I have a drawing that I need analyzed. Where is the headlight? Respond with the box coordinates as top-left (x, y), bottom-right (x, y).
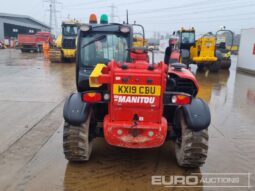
top-left (120, 26), bottom-right (130, 33)
top-left (80, 24), bottom-right (91, 32)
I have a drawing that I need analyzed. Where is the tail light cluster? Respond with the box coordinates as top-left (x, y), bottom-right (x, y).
top-left (82, 92), bottom-right (110, 103)
top-left (171, 94), bottom-right (191, 105)
top-left (82, 91), bottom-right (191, 105)
top-left (164, 92), bottom-right (192, 105)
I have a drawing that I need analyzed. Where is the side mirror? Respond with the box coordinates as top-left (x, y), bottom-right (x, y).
top-left (173, 31), bottom-right (176, 35)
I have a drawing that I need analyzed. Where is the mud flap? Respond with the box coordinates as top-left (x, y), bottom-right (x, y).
top-left (63, 93), bottom-right (90, 126)
top-left (179, 98), bottom-right (211, 131)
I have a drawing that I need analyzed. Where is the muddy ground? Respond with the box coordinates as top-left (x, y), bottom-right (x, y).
top-left (0, 49), bottom-right (254, 191)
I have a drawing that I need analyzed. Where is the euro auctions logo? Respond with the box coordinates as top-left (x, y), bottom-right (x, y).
top-left (151, 173), bottom-right (252, 188)
top-left (152, 175), bottom-right (199, 186)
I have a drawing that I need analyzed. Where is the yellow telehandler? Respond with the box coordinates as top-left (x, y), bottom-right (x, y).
top-left (190, 33), bottom-right (220, 72)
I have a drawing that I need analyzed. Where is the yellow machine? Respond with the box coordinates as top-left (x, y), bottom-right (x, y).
top-left (215, 29), bottom-right (234, 69)
top-left (176, 27), bottom-right (196, 64)
top-left (49, 20), bottom-right (80, 62)
top-left (176, 27), bottom-right (234, 72)
top-left (190, 35), bottom-right (217, 62)
top-left (133, 36), bottom-right (147, 47)
top-left (189, 34), bottom-right (220, 72)
top-left (132, 24), bottom-right (147, 47)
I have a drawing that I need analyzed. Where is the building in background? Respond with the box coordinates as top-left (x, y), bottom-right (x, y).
top-left (0, 13), bottom-right (50, 41)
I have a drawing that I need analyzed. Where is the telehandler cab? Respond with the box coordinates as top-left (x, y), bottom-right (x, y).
top-left (63, 17), bottom-right (211, 168)
top-left (176, 28), bottom-right (196, 65)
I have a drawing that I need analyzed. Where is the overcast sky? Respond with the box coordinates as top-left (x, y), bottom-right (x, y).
top-left (1, 0), bottom-right (255, 37)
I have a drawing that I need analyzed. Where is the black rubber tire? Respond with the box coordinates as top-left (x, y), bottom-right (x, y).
top-left (21, 49), bottom-right (27, 53)
top-left (175, 110), bottom-right (209, 168)
top-left (38, 45), bottom-right (43, 53)
top-left (63, 112), bottom-right (93, 162)
top-left (220, 59), bottom-right (231, 70)
top-left (36, 46), bottom-right (40, 53)
top-left (197, 64), bottom-right (205, 72)
top-left (209, 61), bottom-right (220, 73)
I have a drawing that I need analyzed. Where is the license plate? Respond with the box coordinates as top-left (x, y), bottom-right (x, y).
top-left (113, 84), bottom-right (161, 96)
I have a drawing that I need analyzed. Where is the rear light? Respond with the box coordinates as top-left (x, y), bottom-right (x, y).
top-left (103, 93), bottom-right (110, 101)
top-left (171, 94), bottom-right (191, 105)
top-left (82, 92), bottom-right (102, 103)
top-left (120, 26), bottom-right (130, 33)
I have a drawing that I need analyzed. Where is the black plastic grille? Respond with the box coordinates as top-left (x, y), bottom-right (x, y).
top-left (62, 39), bottom-right (76, 49)
top-left (175, 78), bottom-right (197, 96)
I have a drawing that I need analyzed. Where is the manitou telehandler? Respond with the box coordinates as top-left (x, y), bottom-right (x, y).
top-left (63, 16), bottom-right (211, 168)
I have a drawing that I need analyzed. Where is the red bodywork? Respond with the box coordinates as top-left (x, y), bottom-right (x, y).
top-left (170, 50), bottom-right (181, 63)
top-left (96, 51), bottom-right (198, 149)
top-left (98, 50), bottom-right (168, 148)
top-left (18, 32), bottom-right (53, 49)
top-left (168, 66), bottom-right (199, 91)
top-left (169, 38), bottom-right (181, 63)
top-left (130, 50), bottom-right (149, 62)
top-left (35, 32), bottom-right (53, 45)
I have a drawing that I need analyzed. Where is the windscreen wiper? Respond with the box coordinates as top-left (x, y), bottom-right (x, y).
top-left (82, 35), bottom-right (106, 48)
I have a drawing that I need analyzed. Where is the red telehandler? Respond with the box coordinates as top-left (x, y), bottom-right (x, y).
top-left (63, 18), bottom-right (211, 168)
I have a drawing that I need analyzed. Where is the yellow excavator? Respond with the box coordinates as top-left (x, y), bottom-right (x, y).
top-left (49, 20), bottom-right (80, 62)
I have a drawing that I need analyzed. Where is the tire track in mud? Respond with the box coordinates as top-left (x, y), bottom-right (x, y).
top-left (62, 140), bottom-right (203, 191)
top-left (14, 128), bottom-right (203, 191)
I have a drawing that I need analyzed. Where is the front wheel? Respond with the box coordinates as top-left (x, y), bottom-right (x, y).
top-left (63, 112), bottom-right (93, 162)
top-left (175, 110), bottom-right (209, 168)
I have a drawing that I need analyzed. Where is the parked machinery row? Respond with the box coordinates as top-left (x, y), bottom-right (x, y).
top-left (170, 27), bottom-right (233, 73)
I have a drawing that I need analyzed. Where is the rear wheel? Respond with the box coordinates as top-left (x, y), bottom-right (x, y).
top-left (197, 64), bottom-right (205, 72)
top-left (21, 49), bottom-right (28, 53)
top-left (175, 110), bottom-right (209, 168)
top-left (37, 45), bottom-right (43, 53)
top-left (220, 59), bottom-right (231, 69)
top-left (209, 61), bottom-right (220, 73)
top-left (63, 112), bottom-right (93, 162)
